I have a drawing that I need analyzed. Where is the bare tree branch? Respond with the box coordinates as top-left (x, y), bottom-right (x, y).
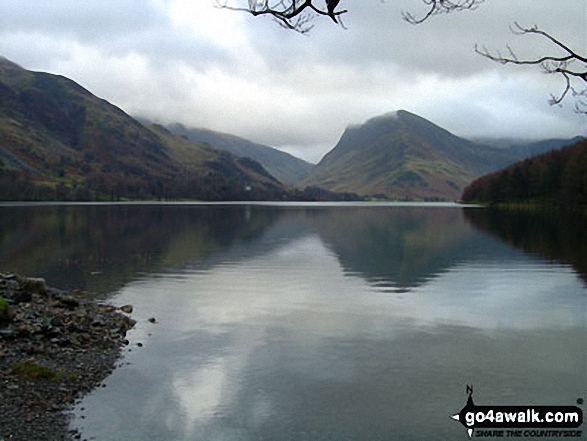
top-left (214, 0), bottom-right (347, 33)
top-left (215, 0), bottom-right (479, 33)
top-left (476, 23), bottom-right (587, 113)
top-left (217, 2), bottom-right (586, 115)
top-left (402, 0), bottom-right (485, 25)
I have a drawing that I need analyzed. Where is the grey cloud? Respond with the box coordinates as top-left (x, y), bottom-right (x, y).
top-left (0, 0), bottom-right (235, 70)
top-left (0, 0), bottom-right (167, 42)
top-left (0, 0), bottom-right (584, 162)
top-left (247, 0), bottom-right (584, 78)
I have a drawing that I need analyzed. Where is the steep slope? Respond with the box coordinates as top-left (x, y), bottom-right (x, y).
top-left (0, 57), bottom-right (290, 201)
top-left (301, 110), bottom-right (506, 199)
top-left (148, 124), bottom-right (287, 200)
top-left (168, 124), bottom-right (313, 185)
top-left (302, 110), bottom-right (581, 200)
top-left (462, 137), bottom-right (587, 206)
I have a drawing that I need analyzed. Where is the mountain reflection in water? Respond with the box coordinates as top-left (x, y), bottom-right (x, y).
top-left (0, 203), bottom-right (532, 294)
top-left (464, 207), bottom-right (587, 284)
top-left (0, 203), bottom-right (584, 441)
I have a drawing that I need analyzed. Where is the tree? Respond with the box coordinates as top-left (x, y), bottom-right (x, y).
top-left (475, 22), bottom-right (587, 113)
top-left (217, 1), bottom-right (586, 111)
top-left (215, 0), bottom-right (484, 33)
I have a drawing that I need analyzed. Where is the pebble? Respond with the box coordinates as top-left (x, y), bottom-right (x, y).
top-left (0, 273), bottom-right (136, 440)
top-left (119, 305), bottom-right (133, 314)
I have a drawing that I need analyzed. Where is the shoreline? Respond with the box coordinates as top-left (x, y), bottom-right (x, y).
top-left (0, 273), bottom-right (136, 441)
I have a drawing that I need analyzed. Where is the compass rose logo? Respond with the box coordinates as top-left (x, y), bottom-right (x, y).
top-left (450, 385), bottom-right (583, 439)
top-left (450, 384), bottom-right (476, 439)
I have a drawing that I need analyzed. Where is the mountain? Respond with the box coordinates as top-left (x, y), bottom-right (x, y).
top-left (475, 136), bottom-right (585, 158)
top-left (300, 110), bottom-right (502, 199)
top-left (301, 110), bottom-right (581, 200)
top-left (0, 57), bottom-right (290, 201)
top-left (168, 124), bottom-right (313, 185)
top-left (462, 137), bottom-right (587, 206)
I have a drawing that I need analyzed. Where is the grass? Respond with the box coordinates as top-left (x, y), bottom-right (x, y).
top-left (12, 360), bottom-right (79, 382)
top-left (0, 295), bottom-right (11, 320)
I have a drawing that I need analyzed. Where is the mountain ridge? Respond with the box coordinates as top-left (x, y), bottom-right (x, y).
top-left (167, 124), bottom-right (313, 185)
top-left (1, 57), bottom-right (581, 202)
top-left (302, 110), bottom-right (582, 200)
top-left (0, 57), bottom-right (292, 201)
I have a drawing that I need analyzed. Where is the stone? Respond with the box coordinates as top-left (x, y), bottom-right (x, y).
top-left (49, 316), bottom-right (62, 328)
top-left (120, 305), bottom-right (133, 314)
top-left (148, 317), bottom-right (157, 323)
top-left (0, 303), bottom-right (13, 322)
top-left (11, 290), bottom-right (33, 304)
top-left (21, 277), bottom-right (47, 295)
top-left (54, 294), bottom-right (80, 309)
top-left (98, 305), bottom-right (116, 313)
top-left (0, 329), bottom-right (14, 338)
top-left (0, 273), bottom-right (137, 440)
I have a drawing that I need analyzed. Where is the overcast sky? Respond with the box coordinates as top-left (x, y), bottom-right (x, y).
top-left (0, 0), bottom-right (585, 163)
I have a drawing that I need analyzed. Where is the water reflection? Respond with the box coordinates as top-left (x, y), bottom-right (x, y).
top-left (0, 204), bottom-right (533, 294)
top-left (73, 237), bottom-right (585, 440)
top-left (0, 204), bottom-right (280, 296)
top-left (0, 203), bottom-right (584, 440)
top-left (464, 207), bottom-right (587, 284)
top-left (305, 206), bottom-right (510, 290)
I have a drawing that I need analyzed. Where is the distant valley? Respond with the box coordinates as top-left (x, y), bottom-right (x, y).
top-left (0, 56), bottom-right (582, 202)
top-left (167, 124), bottom-right (313, 186)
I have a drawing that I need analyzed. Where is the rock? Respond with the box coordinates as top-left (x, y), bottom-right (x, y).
top-left (120, 305), bottom-right (133, 314)
top-left (148, 317), bottom-right (157, 324)
top-left (0, 273), bottom-right (137, 440)
top-left (21, 277), bottom-right (47, 296)
top-left (113, 316), bottom-right (136, 337)
top-left (54, 294), bottom-right (80, 309)
top-left (11, 290), bottom-right (33, 304)
top-left (49, 316), bottom-right (62, 328)
top-left (0, 301), bottom-right (13, 323)
top-left (0, 328), bottom-right (14, 338)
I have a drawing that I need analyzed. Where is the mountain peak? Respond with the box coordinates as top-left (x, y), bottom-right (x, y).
top-left (0, 56), bottom-right (23, 70)
top-left (302, 110), bottom-right (500, 199)
top-left (359, 109), bottom-right (432, 130)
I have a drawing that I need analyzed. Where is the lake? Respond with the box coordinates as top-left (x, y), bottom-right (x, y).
top-left (0, 202), bottom-right (585, 440)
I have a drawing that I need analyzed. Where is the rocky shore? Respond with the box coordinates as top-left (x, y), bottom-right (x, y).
top-left (0, 273), bottom-right (136, 441)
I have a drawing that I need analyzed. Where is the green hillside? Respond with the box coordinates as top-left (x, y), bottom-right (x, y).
top-left (0, 57), bottom-right (290, 201)
top-left (168, 124), bottom-right (313, 185)
top-left (301, 110), bottom-right (581, 200)
top-left (301, 111), bottom-right (504, 199)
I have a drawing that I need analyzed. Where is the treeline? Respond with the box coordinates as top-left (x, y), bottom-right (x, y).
top-left (0, 169), bottom-right (289, 202)
top-left (0, 168), bottom-right (364, 202)
top-left (461, 138), bottom-right (587, 207)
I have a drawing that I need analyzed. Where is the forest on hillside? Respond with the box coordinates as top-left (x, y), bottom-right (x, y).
top-left (461, 138), bottom-right (587, 207)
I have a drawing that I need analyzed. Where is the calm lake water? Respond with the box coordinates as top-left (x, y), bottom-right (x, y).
top-left (0, 202), bottom-right (585, 440)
